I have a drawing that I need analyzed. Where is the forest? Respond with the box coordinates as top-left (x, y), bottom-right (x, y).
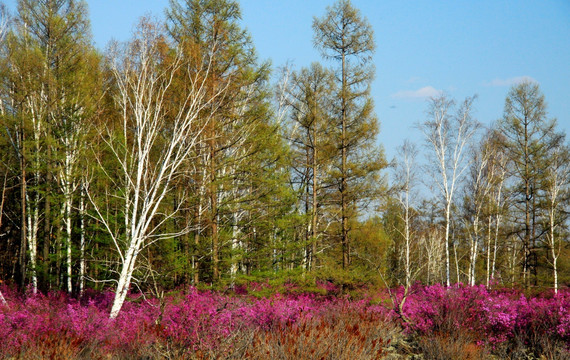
top-left (0, 0), bottom-right (569, 358)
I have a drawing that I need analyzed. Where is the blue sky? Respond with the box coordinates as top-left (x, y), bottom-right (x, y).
top-left (4, 0), bottom-right (570, 161)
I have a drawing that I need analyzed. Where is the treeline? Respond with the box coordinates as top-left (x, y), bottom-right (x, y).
top-left (389, 85), bottom-right (569, 293)
top-left (0, 0), bottom-right (568, 317)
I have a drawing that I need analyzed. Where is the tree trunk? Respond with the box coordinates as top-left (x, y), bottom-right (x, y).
top-left (311, 134), bottom-right (318, 271)
top-left (43, 145), bottom-right (51, 291)
top-left (210, 127), bottom-right (219, 281)
top-left (445, 202), bottom-right (451, 286)
top-left (469, 217), bottom-right (479, 286)
top-left (486, 216), bottom-right (492, 286)
top-left (64, 182), bottom-right (73, 294)
top-left (341, 46), bottom-right (349, 270)
top-left (79, 184), bottom-right (86, 297)
top-left (551, 212), bottom-right (558, 294)
top-left (110, 244), bottom-right (138, 319)
top-left (404, 204), bottom-right (411, 289)
top-left (0, 289), bottom-right (6, 307)
top-left (492, 214), bottom-right (500, 281)
top-left (26, 191), bottom-right (39, 294)
top-left (19, 153), bottom-right (27, 290)
top-left (303, 147), bottom-right (310, 271)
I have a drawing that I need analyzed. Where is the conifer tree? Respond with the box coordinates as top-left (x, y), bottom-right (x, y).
top-left (1, 0), bottom-right (98, 293)
top-left (286, 63), bottom-right (335, 271)
top-left (313, 0), bottom-right (385, 269)
top-left (166, 0), bottom-right (287, 282)
top-left (497, 81), bottom-right (564, 286)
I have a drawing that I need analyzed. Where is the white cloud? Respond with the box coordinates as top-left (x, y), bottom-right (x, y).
top-left (391, 86), bottom-right (442, 100)
top-left (485, 76), bottom-right (537, 87)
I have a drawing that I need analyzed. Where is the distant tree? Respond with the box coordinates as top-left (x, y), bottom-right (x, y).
top-left (2, 1), bottom-right (47, 294)
top-left (166, 0), bottom-right (284, 283)
top-left (497, 81), bottom-right (564, 287)
top-left (462, 131), bottom-right (500, 286)
top-left (0, 0), bottom-right (99, 295)
top-left (313, 0), bottom-right (385, 270)
top-left (0, 1), bottom-right (9, 305)
top-left (393, 140), bottom-right (420, 288)
top-left (285, 63), bottom-right (336, 272)
top-left (482, 131), bottom-right (508, 286)
top-left (543, 141), bottom-right (570, 293)
top-left (419, 94), bottom-right (481, 286)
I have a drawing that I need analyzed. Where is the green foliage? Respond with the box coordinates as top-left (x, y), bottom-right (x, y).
top-left (313, 0), bottom-right (387, 270)
top-left (497, 81), bottom-right (566, 287)
top-left (0, 0), bottom-right (567, 303)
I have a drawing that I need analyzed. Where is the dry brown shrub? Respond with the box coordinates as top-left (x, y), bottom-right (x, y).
top-left (239, 311), bottom-right (400, 360)
top-left (416, 333), bottom-right (489, 360)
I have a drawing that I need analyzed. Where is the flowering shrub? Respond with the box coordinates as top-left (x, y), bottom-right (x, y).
top-left (0, 283), bottom-right (569, 358)
top-left (0, 285), bottom-right (397, 358)
top-left (396, 283), bottom-right (570, 357)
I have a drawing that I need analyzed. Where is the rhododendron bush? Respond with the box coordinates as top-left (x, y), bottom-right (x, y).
top-left (1, 284), bottom-right (569, 358)
top-left (0, 285), bottom-right (394, 359)
top-left (391, 283), bottom-right (570, 357)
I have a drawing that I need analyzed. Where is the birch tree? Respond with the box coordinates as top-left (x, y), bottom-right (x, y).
top-left (91, 19), bottom-right (225, 319)
top-left (393, 140), bottom-right (419, 288)
top-left (0, 0), bottom-right (98, 294)
top-left (484, 133), bottom-right (508, 286)
top-left (419, 94), bottom-right (480, 286)
top-left (2, 2), bottom-right (49, 293)
top-left (463, 132), bottom-right (498, 286)
top-left (0, 1), bottom-right (9, 304)
top-left (543, 142), bottom-right (570, 294)
top-left (421, 225), bottom-right (445, 285)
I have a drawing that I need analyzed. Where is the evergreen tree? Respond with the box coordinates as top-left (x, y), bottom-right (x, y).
top-left (0, 0), bottom-right (98, 293)
top-left (285, 63), bottom-right (336, 272)
top-left (166, 0), bottom-right (289, 283)
top-left (313, 0), bottom-right (385, 270)
top-left (497, 81), bottom-right (564, 286)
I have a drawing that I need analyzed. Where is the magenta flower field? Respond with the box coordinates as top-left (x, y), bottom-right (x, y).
top-left (1, 283), bottom-right (569, 359)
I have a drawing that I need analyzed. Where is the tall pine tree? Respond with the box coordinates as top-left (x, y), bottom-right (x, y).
top-left (497, 81), bottom-right (564, 287)
top-left (313, 0), bottom-right (385, 270)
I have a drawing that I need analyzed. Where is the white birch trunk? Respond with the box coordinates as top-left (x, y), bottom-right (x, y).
top-left (110, 244), bottom-right (138, 319)
top-left (395, 141), bottom-right (418, 288)
top-left (419, 95), bottom-right (479, 287)
top-left (230, 219), bottom-right (240, 280)
top-left (551, 212), bottom-right (559, 294)
top-left (492, 213), bottom-right (500, 281)
top-left (59, 142), bottom-right (76, 294)
top-left (404, 204), bottom-right (410, 288)
top-left (26, 190), bottom-right (39, 294)
top-left (65, 195), bottom-right (72, 294)
top-left (486, 216), bottom-right (492, 287)
top-left (544, 146), bottom-right (569, 295)
top-left (79, 184), bottom-right (86, 297)
top-left (93, 22), bottom-right (224, 319)
top-left (444, 207), bottom-right (451, 286)
top-left (491, 179), bottom-right (504, 282)
top-left (469, 218), bottom-right (479, 286)
top-left (27, 103), bottom-right (43, 294)
top-left (454, 241), bottom-right (460, 284)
